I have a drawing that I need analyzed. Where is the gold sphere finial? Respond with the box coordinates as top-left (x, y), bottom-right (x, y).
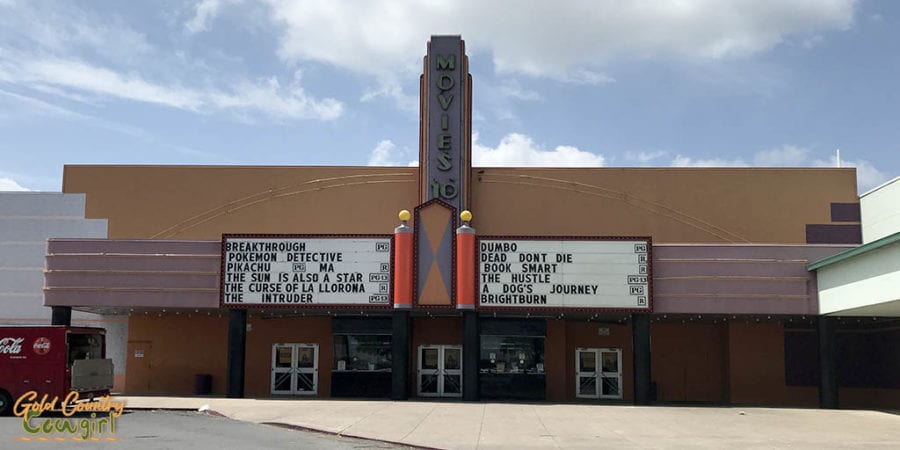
top-left (460, 210), bottom-right (472, 222)
top-left (399, 210), bottom-right (411, 221)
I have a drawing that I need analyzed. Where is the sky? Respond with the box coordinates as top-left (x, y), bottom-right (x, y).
top-left (0, 0), bottom-right (897, 193)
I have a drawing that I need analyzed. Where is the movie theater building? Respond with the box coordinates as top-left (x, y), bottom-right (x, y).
top-left (42, 36), bottom-right (899, 409)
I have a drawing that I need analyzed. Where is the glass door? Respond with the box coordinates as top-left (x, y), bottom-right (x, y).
top-left (417, 345), bottom-right (462, 397)
top-left (271, 343), bottom-right (318, 395)
top-left (575, 348), bottom-right (622, 399)
top-left (576, 348), bottom-right (598, 398)
top-left (599, 349), bottom-right (622, 399)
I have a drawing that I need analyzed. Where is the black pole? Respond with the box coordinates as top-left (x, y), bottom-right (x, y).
top-left (818, 316), bottom-right (839, 409)
top-left (632, 313), bottom-right (652, 405)
top-left (462, 310), bottom-right (480, 401)
top-left (226, 309), bottom-right (247, 398)
top-left (51, 306), bottom-right (72, 326)
top-left (391, 310), bottom-right (410, 400)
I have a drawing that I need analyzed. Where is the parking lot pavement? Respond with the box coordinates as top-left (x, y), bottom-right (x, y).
top-left (112, 397), bottom-right (900, 449)
top-left (0, 410), bottom-right (407, 449)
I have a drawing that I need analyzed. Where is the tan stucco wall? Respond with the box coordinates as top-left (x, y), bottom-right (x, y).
top-left (64, 165), bottom-right (418, 239)
top-left (63, 165), bottom-right (858, 244)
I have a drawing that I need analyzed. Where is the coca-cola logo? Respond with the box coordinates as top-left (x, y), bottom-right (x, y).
top-left (33, 337), bottom-right (51, 355)
top-left (0, 337), bottom-right (25, 354)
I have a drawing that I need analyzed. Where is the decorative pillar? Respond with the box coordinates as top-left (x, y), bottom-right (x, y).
top-left (392, 210), bottom-right (413, 400)
top-left (632, 313), bottom-right (652, 405)
top-left (457, 210), bottom-right (479, 401)
top-left (226, 309), bottom-right (246, 398)
top-left (818, 316), bottom-right (839, 409)
top-left (51, 306), bottom-right (72, 326)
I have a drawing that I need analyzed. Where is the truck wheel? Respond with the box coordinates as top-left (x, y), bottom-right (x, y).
top-left (0, 390), bottom-right (12, 416)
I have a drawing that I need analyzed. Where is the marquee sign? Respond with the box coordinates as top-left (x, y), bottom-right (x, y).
top-left (477, 238), bottom-right (651, 310)
top-left (221, 236), bottom-right (392, 307)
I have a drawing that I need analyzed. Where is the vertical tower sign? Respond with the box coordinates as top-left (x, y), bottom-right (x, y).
top-left (421, 35), bottom-right (472, 213)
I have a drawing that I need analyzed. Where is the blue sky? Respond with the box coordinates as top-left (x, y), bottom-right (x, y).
top-left (0, 0), bottom-right (896, 193)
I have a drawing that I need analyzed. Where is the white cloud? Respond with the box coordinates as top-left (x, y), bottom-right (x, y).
top-left (367, 140), bottom-right (417, 166)
top-left (752, 144), bottom-right (811, 166)
top-left (185, 0), bottom-right (223, 34)
top-left (473, 133), bottom-right (605, 167)
top-left (497, 79), bottom-right (542, 101)
top-left (359, 78), bottom-right (418, 112)
top-left (670, 144), bottom-right (887, 192)
top-left (0, 176), bottom-right (29, 191)
top-left (263, 0), bottom-right (856, 82)
top-left (370, 132), bottom-right (606, 168)
top-left (625, 150), bottom-right (668, 165)
top-left (559, 68), bottom-right (615, 86)
top-left (670, 155), bottom-right (748, 167)
top-left (0, 2), bottom-right (340, 122)
top-left (368, 140), bottom-right (399, 166)
top-left (0, 56), bottom-right (343, 121)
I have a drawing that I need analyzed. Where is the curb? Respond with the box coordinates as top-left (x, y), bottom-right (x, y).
top-left (259, 421), bottom-right (440, 450)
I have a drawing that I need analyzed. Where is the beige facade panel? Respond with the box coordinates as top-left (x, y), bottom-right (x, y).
top-left (64, 165), bottom-right (857, 244)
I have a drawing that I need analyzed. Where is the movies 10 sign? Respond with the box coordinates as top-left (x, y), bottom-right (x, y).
top-left (222, 238), bottom-right (392, 306)
top-left (478, 239), bottom-right (650, 309)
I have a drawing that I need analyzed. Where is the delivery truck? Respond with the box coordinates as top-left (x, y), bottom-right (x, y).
top-left (0, 325), bottom-right (113, 415)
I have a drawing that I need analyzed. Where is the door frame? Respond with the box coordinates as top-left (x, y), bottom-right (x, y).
top-left (417, 344), bottom-right (463, 398)
top-left (575, 347), bottom-right (623, 399)
top-left (271, 343), bottom-right (319, 396)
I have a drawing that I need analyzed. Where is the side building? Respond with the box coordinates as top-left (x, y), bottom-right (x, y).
top-left (0, 192), bottom-right (127, 391)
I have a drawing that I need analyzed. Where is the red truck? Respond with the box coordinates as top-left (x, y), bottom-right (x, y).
top-left (0, 326), bottom-right (114, 415)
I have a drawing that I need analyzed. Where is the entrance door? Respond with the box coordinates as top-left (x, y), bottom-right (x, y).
top-left (271, 343), bottom-right (318, 395)
top-left (576, 348), bottom-right (622, 399)
top-left (417, 345), bottom-right (462, 397)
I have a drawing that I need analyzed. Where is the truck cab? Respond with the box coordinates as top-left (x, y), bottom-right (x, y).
top-left (0, 326), bottom-right (114, 415)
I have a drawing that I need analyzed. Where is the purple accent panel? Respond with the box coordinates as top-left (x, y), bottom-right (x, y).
top-left (44, 290), bottom-right (218, 308)
top-left (44, 239), bottom-right (221, 309)
top-left (830, 203), bottom-right (861, 222)
top-left (654, 279), bottom-right (807, 296)
top-left (435, 217), bottom-right (454, 296)
top-left (652, 297), bottom-right (818, 315)
top-left (806, 224), bottom-right (862, 244)
top-left (416, 224), bottom-right (435, 299)
top-left (652, 244), bottom-right (852, 315)
top-left (46, 254), bottom-right (219, 272)
top-left (45, 272), bottom-right (217, 289)
top-left (654, 261), bottom-right (812, 278)
top-left (47, 239), bottom-right (220, 254)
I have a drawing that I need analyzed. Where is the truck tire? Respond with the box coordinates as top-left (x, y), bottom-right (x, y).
top-left (0, 389), bottom-right (12, 416)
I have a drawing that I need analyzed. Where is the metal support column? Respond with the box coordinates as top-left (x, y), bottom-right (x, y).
top-left (391, 310), bottom-right (411, 400)
top-left (51, 306), bottom-right (72, 326)
top-left (463, 310), bottom-right (480, 401)
top-left (818, 316), bottom-right (839, 409)
top-left (226, 309), bottom-right (246, 398)
top-left (632, 313), bottom-right (652, 405)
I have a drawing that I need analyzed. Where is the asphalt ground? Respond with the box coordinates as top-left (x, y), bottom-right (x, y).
top-left (113, 397), bottom-right (900, 449)
top-left (0, 410), bottom-right (408, 449)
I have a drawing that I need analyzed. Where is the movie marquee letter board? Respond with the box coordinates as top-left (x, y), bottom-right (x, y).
top-left (478, 238), bottom-right (651, 311)
top-left (221, 235), bottom-right (392, 307)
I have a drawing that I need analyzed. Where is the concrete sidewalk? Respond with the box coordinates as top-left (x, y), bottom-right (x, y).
top-left (116, 396), bottom-right (900, 449)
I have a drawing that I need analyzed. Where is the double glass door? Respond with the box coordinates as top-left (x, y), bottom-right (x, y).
top-left (417, 345), bottom-right (462, 397)
top-left (272, 343), bottom-right (318, 395)
top-left (576, 348), bottom-right (622, 399)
